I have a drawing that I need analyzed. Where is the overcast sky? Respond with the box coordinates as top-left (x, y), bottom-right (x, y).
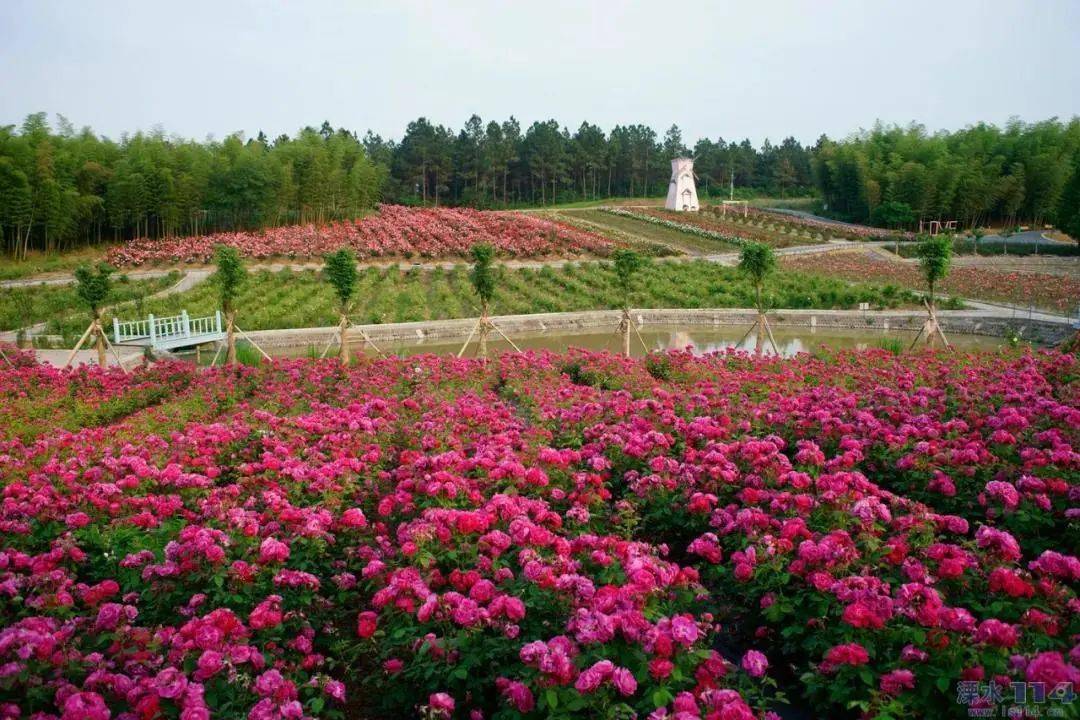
top-left (2, 0), bottom-right (1078, 146)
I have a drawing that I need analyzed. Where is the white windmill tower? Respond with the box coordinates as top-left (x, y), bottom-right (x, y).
top-left (665, 157), bottom-right (699, 212)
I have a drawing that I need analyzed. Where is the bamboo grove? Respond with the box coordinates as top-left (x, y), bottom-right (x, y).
top-left (0, 115), bottom-right (384, 259)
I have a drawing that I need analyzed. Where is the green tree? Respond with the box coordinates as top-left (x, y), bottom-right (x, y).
top-left (470, 244), bottom-right (496, 358)
top-left (612, 249), bottom-right (645, 356)
top-left (737, 242), bottom-right (778, 355)
top-left (215, 245), bottom-right (246, 365)
top-left (915, 234), bottom-right (951, 307)
top-left (970, 226), bottom-right (985, 256)
top-left (662, 124), bottom-right (687, 159)
top-left (612, 249), bottom-right (644, 310)
top-left (1000, 225), bottom-right (1016, 255)
top-left (738, 242), bottom-right (776, 312)
top-left (469, 244), bottom-right (496, 311)
top-left (872, 200), bottom-right (916, 253)
top-left (871, 200), bottom-right (915, 229)
top-left (324, 248), bottom-right (358, 363)
top-left (73, 262), bottom-right (114, 366)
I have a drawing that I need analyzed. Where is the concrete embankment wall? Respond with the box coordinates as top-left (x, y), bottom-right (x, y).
top-left (242, 308), bottom-right (1073, 348)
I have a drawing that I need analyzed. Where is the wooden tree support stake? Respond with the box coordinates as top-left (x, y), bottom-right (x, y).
top-left (64, 321), bottom-right (98, 368)
top-left (617, 308), bottom-right (632, 357)
top-left (612, 309), bottom-right (650, 356)
top-left (100, 331), bottom-right (127, 372)
top-left (210, 342), bottom-right (223, 367)
top-left (909, 300), bottom-right (952, 351)
top-left (318, 327), bottom-right (339, 359)
top-left (458, 315), bottom-right (520, 358)
top-left (632, 320), bottom-right (650, 353)
top-left (233, 325), bottom-right (273, 361)
top-left (762, 314), bottom-right (780, 355)
top-left (456, 321), bottom-right (479, 358)
top-left (736, 313), bottom-right (780, 355)
top-left (489, 322), bottom-right (522, 352)
top-left (342, 318), bottom-right (388, 359)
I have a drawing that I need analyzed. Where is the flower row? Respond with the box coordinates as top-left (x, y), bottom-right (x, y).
top-left (106, 205), bottom-right (614, 265)
top-left (601, 208), bottom-right (750, 250)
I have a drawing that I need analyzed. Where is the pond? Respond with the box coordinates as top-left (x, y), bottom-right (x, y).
top-left (187, 324), bottom-right (1017, 362)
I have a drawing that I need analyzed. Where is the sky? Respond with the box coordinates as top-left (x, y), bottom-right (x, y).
top-left (1, 0), bottom-right (1078, 146)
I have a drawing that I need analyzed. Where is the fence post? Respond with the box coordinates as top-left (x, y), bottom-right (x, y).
top-left (182, 310), bottom-right (190, 337)
top-left (215, 310), bottom-right (222, 333)
top-left (113, 317), bottom-right (121, 344)
top-left (148, 314), bottom-right (156, 346)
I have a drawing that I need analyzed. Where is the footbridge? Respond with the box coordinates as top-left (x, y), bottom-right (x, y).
top-left (113, 311), bottom-right (225, 350)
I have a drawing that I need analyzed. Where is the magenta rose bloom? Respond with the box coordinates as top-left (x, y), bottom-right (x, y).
top-left (611, 667), bottom-right (637, 697)
top-left (880, 669), bottom-right (916, 696)
top-left (357, 610), bottom-right (378, 638)
top-left (741, 650), bottom-right (769, 678)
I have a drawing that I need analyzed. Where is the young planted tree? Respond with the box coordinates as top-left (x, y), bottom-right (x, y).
top-left (13, 292), bottom-right (33, 348)
top-left (737, 242), bottom-right (778, 355)
top-left (970, 227), bottom-right (985, 256)
top-left (324, 248), bottom-right (358, 363)
top-left (469, 244), bottom-right (496, 358)
top-left (457, 244), bottom-right (520, 359)
top-left (72, 262), bottom-right (114, 367)
top-left (215, 245), bottom-right (246, 365)
top-left (917, 234), bottom-right (951, 306)
top-left (1000, 226), bottom-right (1015, 256)
top-left (740, 242), bottom-right (776, 312)
top-left (612, 249), bottom-right (644, 356)
top-left (913, 234), bottom-right (952, 348)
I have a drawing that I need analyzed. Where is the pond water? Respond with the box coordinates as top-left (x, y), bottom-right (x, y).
top-left (195, 324), bottom-right (1015, 361)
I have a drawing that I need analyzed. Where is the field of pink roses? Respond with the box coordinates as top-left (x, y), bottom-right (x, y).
top-left (106, 206), bottom-right (613, 266)
top-left (0, 345), bottom-right (1077, 720)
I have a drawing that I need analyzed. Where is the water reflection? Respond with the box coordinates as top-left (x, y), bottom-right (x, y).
top-left (242, 324), bottom-right (1010, 360)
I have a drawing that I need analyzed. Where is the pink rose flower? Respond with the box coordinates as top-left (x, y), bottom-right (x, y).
top-left (741, 650), bottom-right (769, 678)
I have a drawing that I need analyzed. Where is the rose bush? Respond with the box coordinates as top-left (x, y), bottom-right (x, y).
top-left (0, 346), bottom-right (1075, 719)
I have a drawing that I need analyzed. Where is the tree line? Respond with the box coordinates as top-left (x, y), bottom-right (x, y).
top-left (814, 119), bottom-right (1080, 234)
top-left (0, 114), bottom-right (384, 259)
top-left (2, 112), bottom-right (1079, 259)
top-left (366, 117), bottom-right (815, 206)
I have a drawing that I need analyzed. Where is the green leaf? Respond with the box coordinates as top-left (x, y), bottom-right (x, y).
top-left (545, 688), bottom-right (559, 709)
top-left (936, 676), bottom-right (951, 693)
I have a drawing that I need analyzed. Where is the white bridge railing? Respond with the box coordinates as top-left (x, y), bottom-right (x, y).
top-left (113, 310), bottom-right (223, 347)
